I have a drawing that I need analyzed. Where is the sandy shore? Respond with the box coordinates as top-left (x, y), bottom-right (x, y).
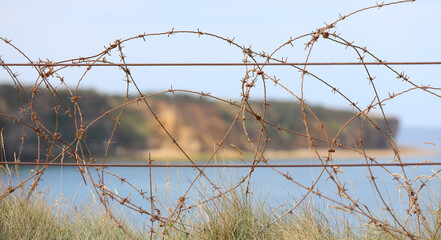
top-left (111, 146), bottom-right (439, 162)
top-left (263, 147), bottom-right (439, 160)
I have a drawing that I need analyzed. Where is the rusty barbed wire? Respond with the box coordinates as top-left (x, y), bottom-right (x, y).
top-left (1, 161), bottom-right (441, 168)
top-left (1, 61), bottom-right (441, 67)
top-left (1, 0), bottom-right (441, 239)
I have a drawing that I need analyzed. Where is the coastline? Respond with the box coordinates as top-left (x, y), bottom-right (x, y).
top-left (106, 146), bottom-right (440, 163)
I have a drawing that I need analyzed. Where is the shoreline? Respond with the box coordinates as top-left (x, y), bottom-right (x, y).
top-left (106, 146), bottom-right (440, 163)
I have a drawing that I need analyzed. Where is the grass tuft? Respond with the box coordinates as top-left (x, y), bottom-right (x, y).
top-left (186, 187), bottom-right (351, 240)
top-left (0, 190), bottom-right (137, 239)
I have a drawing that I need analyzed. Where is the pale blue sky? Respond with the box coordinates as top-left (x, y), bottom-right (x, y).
top-left (1, 0), bottom-right (440, 128)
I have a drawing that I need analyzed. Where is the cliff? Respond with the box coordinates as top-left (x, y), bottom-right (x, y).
top-left (0, 85), bottom-right (398, 161)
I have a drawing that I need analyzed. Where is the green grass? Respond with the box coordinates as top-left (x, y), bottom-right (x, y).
top-left (2, 185), bottom-right (441, 239)
top-left (0, 186), bottom-right (357, 240)
top-left (174, 189), bottom-right (353, 240)
top-left (192, 190), bottom-right (340, 240)
top-left (0, 190), bottom-right (139, 240)
top-left (163, 186), bottom-right (441, 240)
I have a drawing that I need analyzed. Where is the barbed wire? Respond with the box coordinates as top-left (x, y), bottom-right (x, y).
top-left (1, 161), bottom-right (440, 168)
top-left (1, 61), bottom-right (441, 67)
top-left (1, 0), bottom-right (441, 239)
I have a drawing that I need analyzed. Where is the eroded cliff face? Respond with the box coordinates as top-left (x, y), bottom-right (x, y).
top-left (0, 85), bottom-right (398, 160)
top-left (125, 98), bottom-right (241, 153)
top-left (152, 100), bottom-right (206, 152)
top-left (120, 95), bottom-right (397, 155)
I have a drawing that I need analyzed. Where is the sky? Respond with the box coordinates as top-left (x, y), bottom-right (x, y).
top-left (1, 0), bottom-right (440, 129)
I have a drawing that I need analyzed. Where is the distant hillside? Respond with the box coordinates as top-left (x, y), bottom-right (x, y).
top-left (0, 85), bottom-right (398, 161)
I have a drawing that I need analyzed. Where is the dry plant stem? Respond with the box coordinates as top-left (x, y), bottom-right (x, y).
top-left (149, 154), bottom-right (154, 240)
